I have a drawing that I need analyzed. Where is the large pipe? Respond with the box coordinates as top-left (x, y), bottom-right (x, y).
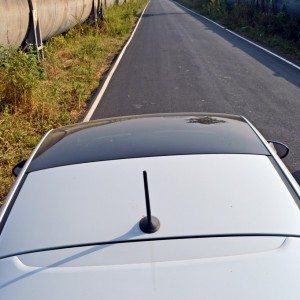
top-left (0, 0), bottom-right (104, 47)
top-left (0, 0), bottom-right (29, 46)
top-left (37, 0), bottom-right (94, 41)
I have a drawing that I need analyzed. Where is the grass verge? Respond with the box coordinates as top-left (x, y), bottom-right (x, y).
top-left (176, 0), bottom-right (300, 61)
top-left (0, 0), bottom-right (148, 206)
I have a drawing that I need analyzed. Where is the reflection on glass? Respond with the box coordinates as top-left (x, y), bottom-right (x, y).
top-left (186, 116), bottom-right (226, 125)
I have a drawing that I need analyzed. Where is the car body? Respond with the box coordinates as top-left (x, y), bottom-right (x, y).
top-left (0, 113), bottom-right (300, 299)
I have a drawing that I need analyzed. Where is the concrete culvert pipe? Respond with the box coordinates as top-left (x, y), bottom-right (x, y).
top-left (37, 0), bottom-right (95, 41)
top-left (0, 0), bottom-right (102, 47)
top-left (0, 0), bottom-right (30, 46)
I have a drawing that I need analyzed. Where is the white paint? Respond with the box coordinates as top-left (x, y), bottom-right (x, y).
top-left (0, 130), bottom-right (53, 227)
top-left (243, 116), bottom-right (300, 197)
top-left (173, 0), bottom-right (300, 71)
top-left (83, 1), bottom-right (150, 122)
top-left (18, 236), bottom-right (285, 267)
top-left (1, 154), bottom-right (300, 258)
top-left (1, 237), bottom-right (300, 299)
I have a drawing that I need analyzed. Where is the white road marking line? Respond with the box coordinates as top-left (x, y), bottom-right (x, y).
top-left (83, 1), bottom-right (150, 122)
top-left (173, 0), bottom-right (300, 71)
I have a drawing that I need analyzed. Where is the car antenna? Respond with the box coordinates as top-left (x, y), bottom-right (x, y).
top-left (139, 171), bottom-right (160, 234)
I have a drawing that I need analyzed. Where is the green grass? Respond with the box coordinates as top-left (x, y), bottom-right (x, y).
top-left (0, 0), bottom-right (148, 206)
top-left (177, 0), bottom-right (300, 60)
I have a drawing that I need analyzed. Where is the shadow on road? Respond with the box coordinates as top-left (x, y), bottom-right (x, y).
top-left (169, 1), bottom-right (300, 88)
top-left (143, 12), bottom-right (186, 17)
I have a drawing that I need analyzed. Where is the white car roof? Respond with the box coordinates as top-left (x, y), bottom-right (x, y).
top-left (0, 154), bottom-right (299, 258)
top-left (2, 236), bottom-right (300, 300)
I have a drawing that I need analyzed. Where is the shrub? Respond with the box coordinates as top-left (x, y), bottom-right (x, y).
top-left (103, 0), bottom-right (143, 36)
top-left (0, 47), bottom-right (44, 112)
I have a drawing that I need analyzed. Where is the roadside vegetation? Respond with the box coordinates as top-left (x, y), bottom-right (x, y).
top-left (0, 0), bottom-right (147, 205)
top-left (177, 0), bottom-right (300, 60)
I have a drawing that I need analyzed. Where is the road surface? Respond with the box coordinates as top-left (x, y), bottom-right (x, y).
top-left (91, 0), bottom-right (300, 172)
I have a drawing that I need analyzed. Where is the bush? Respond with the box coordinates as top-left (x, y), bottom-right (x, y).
top-left (204, 0), bottom-right (228, 21)
top-left (224, 4), bottom-right (251, 27)
top-left (0, 47), bottom-right (44, 112)
top-left (104, 0), bottom-right (144, 36)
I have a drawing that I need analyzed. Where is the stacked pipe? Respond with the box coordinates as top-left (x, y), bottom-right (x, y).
top-left (0, 0), bottom-right (109, 47)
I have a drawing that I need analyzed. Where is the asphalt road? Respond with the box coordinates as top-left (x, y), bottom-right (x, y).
top-left (91, 0), bottom-right (300, 172)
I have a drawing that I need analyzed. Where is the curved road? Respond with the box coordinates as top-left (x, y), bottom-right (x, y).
top-left (91, 0), bottom-right (300, 172)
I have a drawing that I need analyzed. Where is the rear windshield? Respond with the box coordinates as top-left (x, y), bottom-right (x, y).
top-left (27, 115), bottom-right (269, 172)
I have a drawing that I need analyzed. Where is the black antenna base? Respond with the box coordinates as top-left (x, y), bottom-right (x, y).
top-left (139, 216), bottom-right (160, 234)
